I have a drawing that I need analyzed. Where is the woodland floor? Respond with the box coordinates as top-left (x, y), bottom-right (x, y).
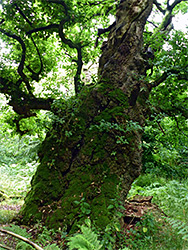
top-left (0, 195), bottom-right (168, 250)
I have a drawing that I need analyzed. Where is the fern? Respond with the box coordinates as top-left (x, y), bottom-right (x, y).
top-left (3, 225), bottom-right (34, 250)
top-left (16, 241), bottom-right (34, 250)
top-left (5, 224), bottom-right (31, 238)
top-left (166, 217), bottom-right (188, 240)
top-left (68, 225), bottom-right (103, 250)
top-left (44, 243), bottom-right (60, 250)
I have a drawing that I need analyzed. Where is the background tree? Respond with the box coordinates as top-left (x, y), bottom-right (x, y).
top-left (0, 0), bottom-right (187, 231)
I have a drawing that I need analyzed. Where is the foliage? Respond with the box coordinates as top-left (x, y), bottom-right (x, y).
top-left (0, 0), bottom-right (187, 121)
top-left (0, 224), bottom-right (61, 250)
top-left (67, 218), bottom-right (130, 250)
top-left (166, 217), bottom-right (188, 241)
top-left (67, 213), bottom-right (188, 250)
top-left (142, 116), bottom-right (188, 179)
top-left (0, 210), bottom-right (18, 224)
top-left (125, 213), bottom-right (188, 250)
top-left (68, 222), bottom-right (102, 250)
top-left (0, 131), bottom-right (39, 198)
top-left (127, 173), bottom-right (188, 248)
top-left (3, 225), bottom-right (34, 250)
top-left (130, 175), bottom-right (188, 221)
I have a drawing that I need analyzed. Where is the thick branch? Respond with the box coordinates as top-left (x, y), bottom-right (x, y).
top-left (9, 97), bottom-right (52, 116)
top-left (27, 36), bottom-right (43, 81)
top-left (14, 4), bottom-right (43, 80)
top-left (97, 22), bottom-right (116, 36)
top-left (167, 0), bottom-right (171, 9)
top-left (26, 24), bottom-right (59, 35)
top-left (168, 0), bottom-right (186, 11)
top-left (153, 0), bottom-right (166, 14)
top-left (0, 77), bottom-right (53, 117)
top-left (59, 17), bottom-right (84, 94)
top-left (95, 21), bottom-right (116, 47)
top-left (148, 66), bottom-right (188, 91)
top-left (27, 17), bottom-right (84, 94)
top-left (0, 28), bottom-right (32, 94)
top-left (153, 0), bottom-right (185, 35)
top-left (59, 17), bottom-right (79, 49)
top-left (74, 47), bottom-right (83, 94)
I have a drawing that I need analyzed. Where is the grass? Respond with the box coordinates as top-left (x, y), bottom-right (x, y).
top-left (0, 164), bottom-right (36, 198)
top-left (129, 174), bottom-right (188, 222)
top-left (0, 160), bottom-right (37, 224)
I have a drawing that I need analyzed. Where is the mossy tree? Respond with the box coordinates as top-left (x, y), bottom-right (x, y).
top-left (0, 0), bottom-right (187, 231)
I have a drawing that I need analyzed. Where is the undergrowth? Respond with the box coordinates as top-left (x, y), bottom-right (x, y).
top-left (0, 122), bottom-right (188, 249)
top-left (129, 174), bottom-right (188, 222)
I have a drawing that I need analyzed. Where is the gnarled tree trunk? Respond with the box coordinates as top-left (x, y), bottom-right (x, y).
top-left (19, 0), bottom-right (153, 232)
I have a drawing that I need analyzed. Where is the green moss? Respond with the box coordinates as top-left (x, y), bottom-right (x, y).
top-left (20, 202), bottom-right (42, 223)
top-left (95, 215), bottom-right (111, 228)
top-left (19, 79), bottom-right (140, 232)
top-left (109, 88), bottom-right (129, 106)
top-left (46, 210), bottom-right (64, 229)
top-left (90, 195), bottom-right (112, 228)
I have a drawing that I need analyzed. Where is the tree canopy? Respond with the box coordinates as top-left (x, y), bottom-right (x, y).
top-left (0, 0), bottom-right (187, 133)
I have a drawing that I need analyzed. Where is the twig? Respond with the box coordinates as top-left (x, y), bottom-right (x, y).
top-left (14, 3), bottom-right (33, 26)
top-left (0, 228), bottom-right (44, 250)
top-left (156, 121), bottom-right (165, 135)
top-left (174, 116), bottom-right (188, 138)
top-left (147, 20), bottom-right (158, 28)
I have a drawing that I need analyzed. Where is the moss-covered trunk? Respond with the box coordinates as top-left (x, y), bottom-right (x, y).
top-left (19, 0), bottom-right (153, 231)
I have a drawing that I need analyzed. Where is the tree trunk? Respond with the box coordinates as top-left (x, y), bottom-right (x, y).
top-left (19, 0), bottom-right (153, 232)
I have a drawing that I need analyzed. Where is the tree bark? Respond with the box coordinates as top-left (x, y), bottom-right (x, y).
top-left (19, 0), bottom-right (153, 232)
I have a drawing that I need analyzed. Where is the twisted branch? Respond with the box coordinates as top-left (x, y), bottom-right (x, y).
top-left (59, 17), bottom-right (84, 93)
top-left (148, 65), bottom-right (188, 91)
top-left (153, 0), bottom-right (165, 14)
top-left (0, 28), bottom-right (33, 94)
top-left (14, 3), bottom-right (44, 81)
top-left (0, 77), bottom-right (53, 117)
